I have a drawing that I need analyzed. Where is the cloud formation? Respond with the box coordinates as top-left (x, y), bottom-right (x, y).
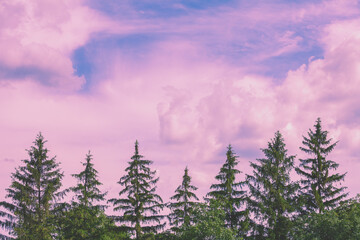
top-left (0, 0), bottom-right (122, 91)
top-left (0, 0), bottom-right (360, 203)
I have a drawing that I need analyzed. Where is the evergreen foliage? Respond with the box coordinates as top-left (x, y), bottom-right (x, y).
top-left (246, 131), bottom-right (299, 240)
top-left (177, 200), bottom-right (238, 240)
top-left (109, 140), bottom-right (165, 239)
top-left (70, 151), bottom-right (106, 208)
top-left (58, 206), bottom-right (129, 240)
top-left (59, 151), bottom-right (115, 240)
top-left (0, 133), bottom-right (64, 240)
top-left (296, 118), bottom-right (348, 213)
top-left (0, 120), bottom-right (356, 239)
top-left (168, 167), bottom-right (199, 231)
top-left (207, 144), bottom-right (248, 236)
top-left (291, 195), bottom-right (360, 240)
top-left (0, 202), bottom-right (16, 240)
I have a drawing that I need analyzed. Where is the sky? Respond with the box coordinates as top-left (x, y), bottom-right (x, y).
top-left (1, 0), bottom-right (360, 207)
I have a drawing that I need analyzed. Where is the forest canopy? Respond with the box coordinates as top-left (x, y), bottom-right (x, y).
top-left (0, 118), bottom-right (357, 240)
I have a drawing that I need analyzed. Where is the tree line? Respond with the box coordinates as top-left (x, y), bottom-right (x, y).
top-left (0, 118), bottom-right (358, 240)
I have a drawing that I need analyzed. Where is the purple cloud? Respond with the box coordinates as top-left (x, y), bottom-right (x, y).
top-left (0, 0), bottom-right (360, 205)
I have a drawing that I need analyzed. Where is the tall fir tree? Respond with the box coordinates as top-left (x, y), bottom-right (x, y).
top-left (59, 151), bottom-right (115, 240)
top-left (296, 118), bottom-right (348, 214)
top-left (109, 140), bottom-right (164, 239)
top-left (207, 144), bottom-right (248, 236)
top-left (168, 167), bottom-right (199, 232)
top-left (0, 133), bottom-right (64, 240)
top-left (70, 151), bottom-right (106, 208)
top-left (246, 131), bottom-right (299, 240)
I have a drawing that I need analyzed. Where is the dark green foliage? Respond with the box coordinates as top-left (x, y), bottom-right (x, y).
top-left (207, 144), bottom-right (248, 236)
top-left (154, 231), bottom-right (177, 240)
top-left (109, 141), bottom-right (165, 239)
top-left (70, 151), bottom-right (106, 208)
top-left (177, 200), bottom-right (238, 240)
top-left (0, 133), bottom-right (64, 240)
top-left (57, 205), bottom-right (129, 240)
top-left (290, 195), bottom-right (360, 240)
top-left (0, 201), bottom-right (16, 239)
top-left (246, 131), bottom-right (299, 240)
top-left (296, 118), bottom-right (348, 213)
top-left (0, 121), bottom-right (358, 239)
top-left (168, 167), bottom-right (199, 231)
top-left (58, 151), bottom-right (119, 240)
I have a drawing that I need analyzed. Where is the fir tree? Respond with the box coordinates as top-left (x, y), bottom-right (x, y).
top-left (0, 133), bottom-right (64, 240)
top-left (246, 131), bottom-right (299, 240)
top-left (207, 144), bottom-right (248, 236)
top-left (70, 151), bottom-right (106, 208)
top-left (60, 151), bottom-right (112, 240)
top-left (109, 140), bottom-right (164, 239)
top-left (168, 167), bottom-right (199, 232)
top-left (296, 118), bottom-right (348, 213)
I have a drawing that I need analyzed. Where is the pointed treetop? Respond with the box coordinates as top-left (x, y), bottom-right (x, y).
top-left (135, 140), bottom-right (139, 154)
top-left (86, 150), bottom-right (92, 163)
top-left (296, 118), bottom-right (347, 213)
top-left (168, 166), bottom-right (199, 231)
top-left (315, 117), bottom-right (322, 132)
top-left (0, 133), bottom-right (64, 239)
top-left (37, 131), bottom-right (44, 139)
top-left (272, 130), bottom-right (284, 146)
top-left (207, 144), bottom-right (247, 232)
top-left (70, 151), bottom-right (106, 208)
top-left (30, 132), bottom-right (47, 151)
top-left (247, 130), bottom-right (298, 239)
top-left (227, 144), bottom-right (233, 153)
top-left (109, 141), bottom-right (164, 239)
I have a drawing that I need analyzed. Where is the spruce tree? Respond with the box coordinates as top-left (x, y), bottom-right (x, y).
top-left (296, 118), bottom-right (348, 213)
top-left (60, 151), bottom-right (112, 239)
top-left (168, 167), bottom-right (199, 232)
top-left (207, 144), bottom-right (248, 236)
top-left (70, 151), bottom-right (106, 208)
top-left (109, 140), bottom-right (164, 239)
top-left (246, 131), bottom-right (299, 240)
top-left (0, 133), bottom-right (64, 240)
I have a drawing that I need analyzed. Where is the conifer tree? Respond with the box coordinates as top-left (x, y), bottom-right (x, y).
top-left (246, 131), bottom-right (299, 240)
top-left (70, 151), bottom-right (106, 208)
top-left (60, 151), bottom-right (113, 239)
top-left (0, 133), bottom-right (64, 240)
top-left (168, 167), bottom-right (199, 232)
top-left (296, 118), bottom-right (348, 213)
top-left (109, 140), bottom-right (164, 239)
top-left (207, 144), bottom-right (248, 236)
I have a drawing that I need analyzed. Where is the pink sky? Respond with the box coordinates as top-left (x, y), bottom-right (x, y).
top-left (0, 0), bottom-right (360, 207)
